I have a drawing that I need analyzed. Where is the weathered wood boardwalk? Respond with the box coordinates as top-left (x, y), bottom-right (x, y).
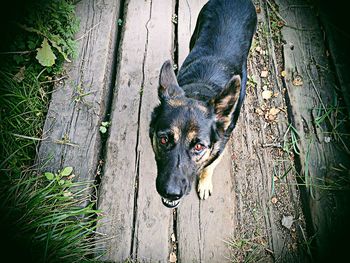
top-left (37, 0), bottom-right (350, 262)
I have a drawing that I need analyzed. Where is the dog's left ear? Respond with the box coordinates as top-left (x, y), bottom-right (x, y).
top-left (158, 60), bottom-right (185, 101)
top-left (209, 75), bottom-right (241, 130)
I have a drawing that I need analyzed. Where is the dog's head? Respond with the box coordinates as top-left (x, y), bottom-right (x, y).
top-left (150, 61), bottom-right (241, 208)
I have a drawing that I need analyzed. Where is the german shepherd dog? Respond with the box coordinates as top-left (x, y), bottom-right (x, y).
top-left (150, 0), bottom-right (257, 208)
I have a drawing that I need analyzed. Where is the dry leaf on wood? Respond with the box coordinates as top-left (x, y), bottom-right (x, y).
top-left (171, 233), bottom-right (176, 243)
top-left (262, 89), bottom-right (273, 100)
top-left (13, 66), bottom-right (26, 83)
top-left (169, 252), bottom-right (177, 263)
top-left (281, 215), bottom-right (294, 229)
top-left (271, 197), bottom-right (278, 204)
top-left (255, 108), bottom-right (264, 116)
top-left (260, 70), bottom-right (269, 78)
top-left (265, 107), bottom-right (280, 122)
top-left (292, 75), bottom-right (303, 86)
top-left (269, 107), bottom-right (281, 115)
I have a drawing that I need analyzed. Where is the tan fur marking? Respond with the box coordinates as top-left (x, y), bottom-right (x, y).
top-left (186, 130), bottom-right (197, 142)
top-left (214, 75), bottom-right (241, 130)
top-left (216, 95), bottom-right (234, 111)
top-left (168, 99), bottom-right (185, 107)
top-left (196, 103), bottom-right (209, 114)
top-left (197, 148), bottom-right (210, 163)
top-left (197, 151), bottom-right (224, 200)
top-left (171, 126), bottom-right (181, 142)
top-left (217, 94), bottom-right (240, 130)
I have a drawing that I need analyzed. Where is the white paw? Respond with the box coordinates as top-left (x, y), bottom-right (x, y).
top-left (197, 178), bottom-right (213, 200)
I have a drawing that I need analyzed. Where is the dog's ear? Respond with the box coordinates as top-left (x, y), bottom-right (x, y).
top-left (209, 75), bottom-right (241, 131)
top-left (158, 60), bottom-right (184, 101)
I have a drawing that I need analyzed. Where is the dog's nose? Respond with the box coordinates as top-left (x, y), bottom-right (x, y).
top-left (162, 185), bottom-right (182, 200)
top-left (156, 177), bottom-right (188, 200)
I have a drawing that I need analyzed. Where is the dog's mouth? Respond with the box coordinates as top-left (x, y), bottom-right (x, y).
top-left (161, 197), bottom-right (181, 208)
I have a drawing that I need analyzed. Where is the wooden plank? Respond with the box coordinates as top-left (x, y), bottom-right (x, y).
top-left (177, 0), bottom-right (205, 67)
top-left (227, 0), bottom-right (309, 260)
top-left (134, 0), bottom-right (175, 261)
top-left (231, 61), bottom-right (306, 262)
top-left (176, 1), bottom-right (235, 261)
top-left (97, 0), bottom-right (173, 261)
top-left (177, 151), bottom-right (235, 262)
top-left (276, 0), bottom-right (350, 261)
top-left (37, 0), bottom-right (121, 181)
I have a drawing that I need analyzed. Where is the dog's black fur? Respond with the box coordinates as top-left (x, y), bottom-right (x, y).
top-left (150, 0), bottom-right (257, 208)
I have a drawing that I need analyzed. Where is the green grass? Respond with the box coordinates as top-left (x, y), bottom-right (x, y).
top-left (226, 236), bottom-right (271, 263)
top-left (0, 70), bottom-right (48, 169)
top-left (283, 123), bottom-right (300, 156)
top-left (0, 0), bottom-right (79, 169)
top-left (0, 0), bottom-right (104, 261)
top-left (281, 121), bottom-right (350, 193)
top-left (314, 104), bottom-right (350, 149)
top-left (0, 168), bottom-right (103, 262)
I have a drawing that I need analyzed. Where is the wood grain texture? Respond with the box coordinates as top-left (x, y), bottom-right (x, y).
top-left (277, 0), bottom-right (350, 260)
top-left (177, 0), bottom-right (205, 67)
top-left (37, 0), bottom-right (121, 182)
top-left (228, 2), bottom-right (308, 258)
top-left (134, 0), bottom-right (175, 261)
top-left (177, 151), bottom-right (235, 262)
top-left (97, 0), bottom-right (173, 261)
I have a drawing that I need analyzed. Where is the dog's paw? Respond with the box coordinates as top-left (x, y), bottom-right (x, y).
top-left (197, 178), bottom-right (213, 200)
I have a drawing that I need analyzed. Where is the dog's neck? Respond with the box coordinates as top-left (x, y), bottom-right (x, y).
top-left (177, 56), bottom-right (240, 101)
top-left (180, 81), bottom-right (222, 101)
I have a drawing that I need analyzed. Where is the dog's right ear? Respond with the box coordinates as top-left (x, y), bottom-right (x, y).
top-left (209, 75), bottom-right (241, 132)
top-left (158, 60), bottom-right (184, 101)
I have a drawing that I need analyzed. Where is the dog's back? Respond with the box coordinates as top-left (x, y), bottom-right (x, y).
top-left (178, 0), bottom-right (257, 101)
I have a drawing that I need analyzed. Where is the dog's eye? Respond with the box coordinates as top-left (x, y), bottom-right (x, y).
top-left (194, 143), bottom-right (205, 152)
top-left (159, 136), bottom-right (168, 145)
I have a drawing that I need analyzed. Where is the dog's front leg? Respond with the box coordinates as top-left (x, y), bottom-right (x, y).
top-left (197, 153), bottom-right (223, 200)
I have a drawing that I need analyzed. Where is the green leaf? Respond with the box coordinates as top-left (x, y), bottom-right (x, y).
top-left (64, 180), bottom-right (73, 187)
top-left (58, 179), bottom-right (65, 185)
top-left (36, 38), bottom-right (56, 67)
top-left (61, 166), bottom-right (73, 176)
top-left (48, 38), bottom-right (71, 62)
top-left (44, 172), bottom-right (55, 180)
top-left (99, 126), bottom-right (107, 134)
top-left (13, 55), bottom-right (24, 64)
top-left (27, 40), bottom-right (37, 50)
top-left (101, 121), bottom-right (110, 127)
top-left (18, 24), bottom-right (44, 35)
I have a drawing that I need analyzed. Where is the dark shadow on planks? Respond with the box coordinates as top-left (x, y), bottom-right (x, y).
top-left (278, 0), bottom-right (350, 261)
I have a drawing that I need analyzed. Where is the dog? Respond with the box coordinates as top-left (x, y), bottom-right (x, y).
top-left (150, 0), bottom-right (257, 208)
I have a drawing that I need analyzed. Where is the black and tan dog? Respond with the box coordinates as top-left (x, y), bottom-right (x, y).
top-left (150, 0), bottom-right (257, 208)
